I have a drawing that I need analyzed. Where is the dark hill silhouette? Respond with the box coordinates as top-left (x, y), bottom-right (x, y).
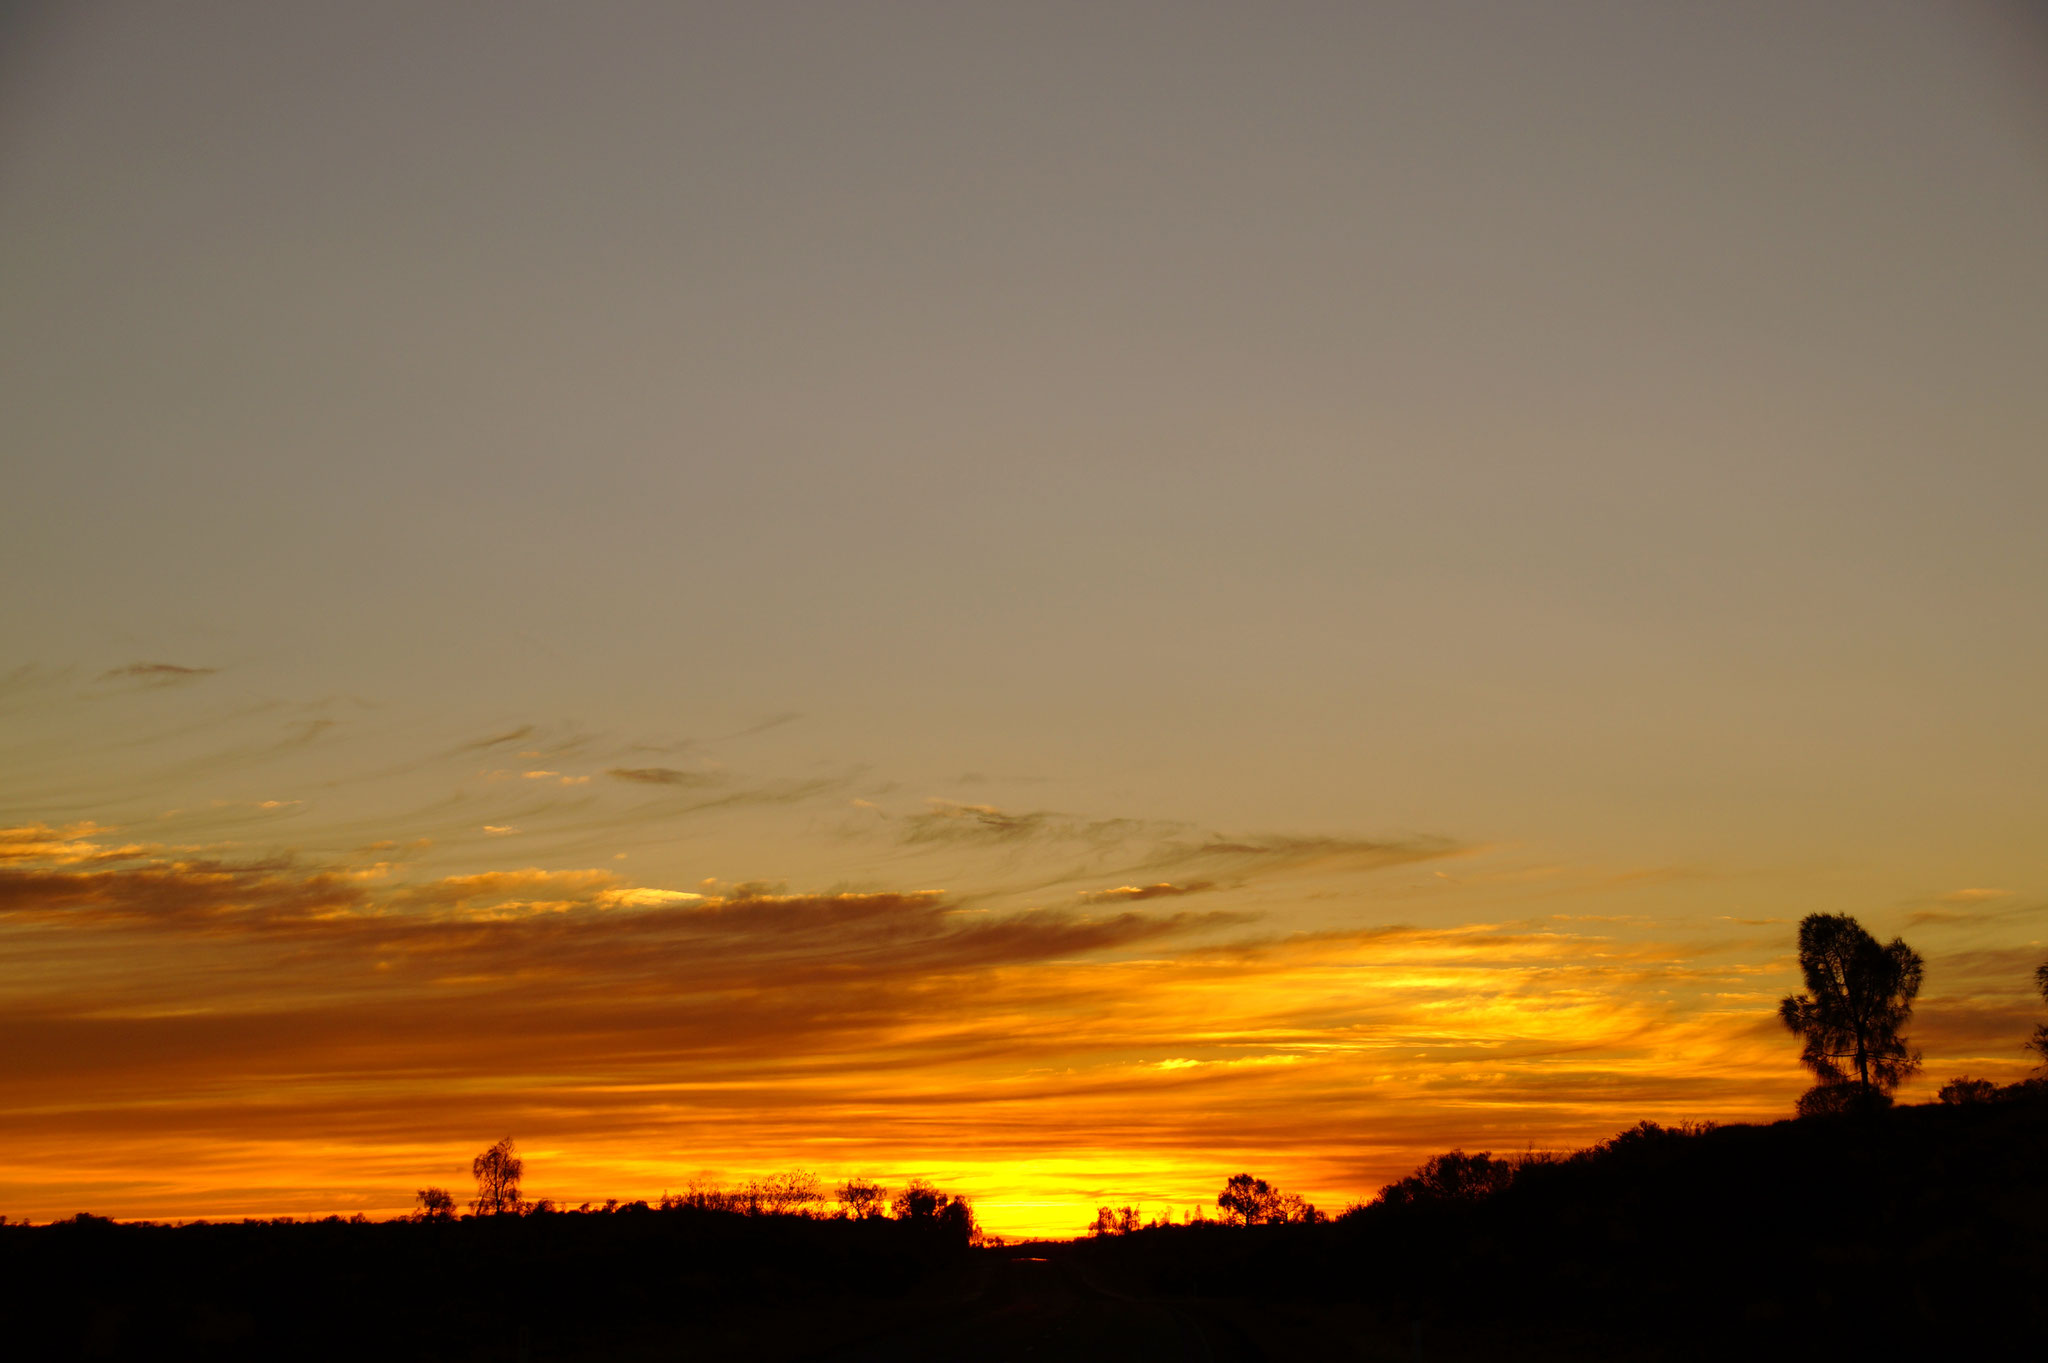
top-left (5, 1096), bottom-right (2045, 1359)
top-left (1, 1201), bottom-right (978, 1361)
top-left (1064, 1094), bottom-right (2048, 1359)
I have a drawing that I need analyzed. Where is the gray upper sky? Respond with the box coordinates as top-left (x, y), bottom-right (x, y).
top-left (5, 0), bottom-right (2046, 879)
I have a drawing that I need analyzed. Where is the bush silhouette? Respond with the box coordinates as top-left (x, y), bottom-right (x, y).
top-left (1939, 1077), bottom-right (1999, 1105)
top-left (1372, 1149), bottom-right (1516, 1207)
top-left (891, 1179), bottom-right (943, 1220)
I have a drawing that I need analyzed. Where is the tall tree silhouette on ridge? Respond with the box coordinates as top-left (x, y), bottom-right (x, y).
top-left (1779, 913), bottom-right (1923, 1113)
top-left (2030, 960), bottom-right (2048, 1067)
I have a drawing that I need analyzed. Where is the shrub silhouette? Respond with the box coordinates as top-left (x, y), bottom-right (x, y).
top-left (1795, 1082), bottom-right (1890, 1118)
top-left (1779, 913), bottom-right (1923, 1111)
top-left (891, 1179), bottom-right (943, 1220)
top-left (1372, 1149), bottom-right (1516, 1207)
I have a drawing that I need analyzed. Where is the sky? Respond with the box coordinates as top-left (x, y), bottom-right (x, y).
top-left (3, 0), bottom-right (2046, 1239)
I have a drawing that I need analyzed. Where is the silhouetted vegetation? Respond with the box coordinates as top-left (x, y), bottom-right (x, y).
top-left (1779, 911), bottom-right (1923, 1113)
top-left (835, 1176), bottom-right (888, 1219)
top-left (1, 1171), bottom-right (986, 1361)
top-left (1214, 1173), bottom-right (1320, 1225)
top-left (1056, 1099), bottom-right (2048, 1359)
top-left (1367, 1147), bottom-right (1518, 1208)
top-left (412, 1186), bottom-right (456, 1222)
top-left (468, 1136), bottom-right (522, 1216)
top-left (2031, 957), bottom-right (2048, 1066)
top-left (13, 920), bottom-right (2048, 1358)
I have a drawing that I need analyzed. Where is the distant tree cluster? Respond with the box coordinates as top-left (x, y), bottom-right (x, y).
top-left (890, 1179), bottom-right (980, 1240)
top-left (1086, 1205), bottom-right (1180, 1236)
top-left (413, 1145), bottom-right (980, 1242)
top-left (1371, 1149), bottom-right (1517, 1208)
top-left (1216, 1173), bottom-right (1322, 1226)
top-left (1937, 1074), bottom-right (2048, 1106)
top-left (1354, 1120), bottom-right (1718, 1218)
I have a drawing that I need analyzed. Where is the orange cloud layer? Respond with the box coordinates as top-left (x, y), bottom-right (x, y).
top-left (2, 829), bottom-right (2040, 1238)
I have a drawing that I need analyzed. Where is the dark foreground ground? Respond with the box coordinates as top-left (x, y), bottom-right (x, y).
top-left (7, 1097), bottom-right (2045, 1360)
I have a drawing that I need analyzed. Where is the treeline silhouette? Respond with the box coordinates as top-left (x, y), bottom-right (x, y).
top-left (1083, 1094), bottom-right (2048, 1357)
top-left (405, 1140), bottom-right (985, 1244)
top-left (7, 913), bottom-right (2045, 1359)
top-left (1, 1174), bottom-right (988, 1361)
top-left (1047, 913), bottom-right (2048, 1357)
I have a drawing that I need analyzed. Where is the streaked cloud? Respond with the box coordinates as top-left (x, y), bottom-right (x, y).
top-left (1078, 881), bottom-right (1215, 904)
top-left (95, 662), bottom-right (217, 687)
top-left (608, 766), bottom-right (724, 787)
top-left (0, 823), bottom-right (157, 865)
top-left (452, 726), bottom-right (536, 753)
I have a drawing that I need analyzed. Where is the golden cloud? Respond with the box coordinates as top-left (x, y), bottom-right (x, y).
top-left (1078, 882), bottom-right (1216, 904)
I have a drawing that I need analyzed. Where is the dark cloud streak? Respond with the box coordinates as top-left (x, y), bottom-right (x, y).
top-left (96, 662), bottom-right (217, 686)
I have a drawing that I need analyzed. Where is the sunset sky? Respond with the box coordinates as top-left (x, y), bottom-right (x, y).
top-left (4, 1), bottom-right (2046, 1239)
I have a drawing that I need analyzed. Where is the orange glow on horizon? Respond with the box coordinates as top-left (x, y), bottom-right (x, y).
top-left (5, 812), bottom-right (2038, 1241)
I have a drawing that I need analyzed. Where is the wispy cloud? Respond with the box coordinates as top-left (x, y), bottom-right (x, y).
top-left (0, 823), bottom-right (157, 865)
top-left (1078, 881), bottom-right (1215, 904)
top-left (451, 725), bottom-right (536, 754)
top-left (95, 662), bottom-right (217, 687)
top-left (900, 799), bottom-right (1142, 846)
top-left (889, 800), bottom-right (1462, 894)
top-left (608, 766), bottom-right (724, 787)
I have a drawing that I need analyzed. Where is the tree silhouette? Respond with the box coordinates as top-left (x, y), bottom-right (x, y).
top-left (413, 1187), bottom-right (455, 1222)
top-left (835, 1177), bottom-right (888, 1219)
top-left (891, 1179), bottom-right (942, 1221)
top-left (470, 1137), bottom-right (523, 1216)
top-left (936, 1193), bottom-right (978, 1245)
top-left (2030, 960), bottom-right (2048, 1067)
top-left (1779, 913), bottom-right (1923, 1111)
top-left (1217, 1174), bottom-right (1281, 1225)
top-left (749, 1170), bottom-right (823, 1216)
